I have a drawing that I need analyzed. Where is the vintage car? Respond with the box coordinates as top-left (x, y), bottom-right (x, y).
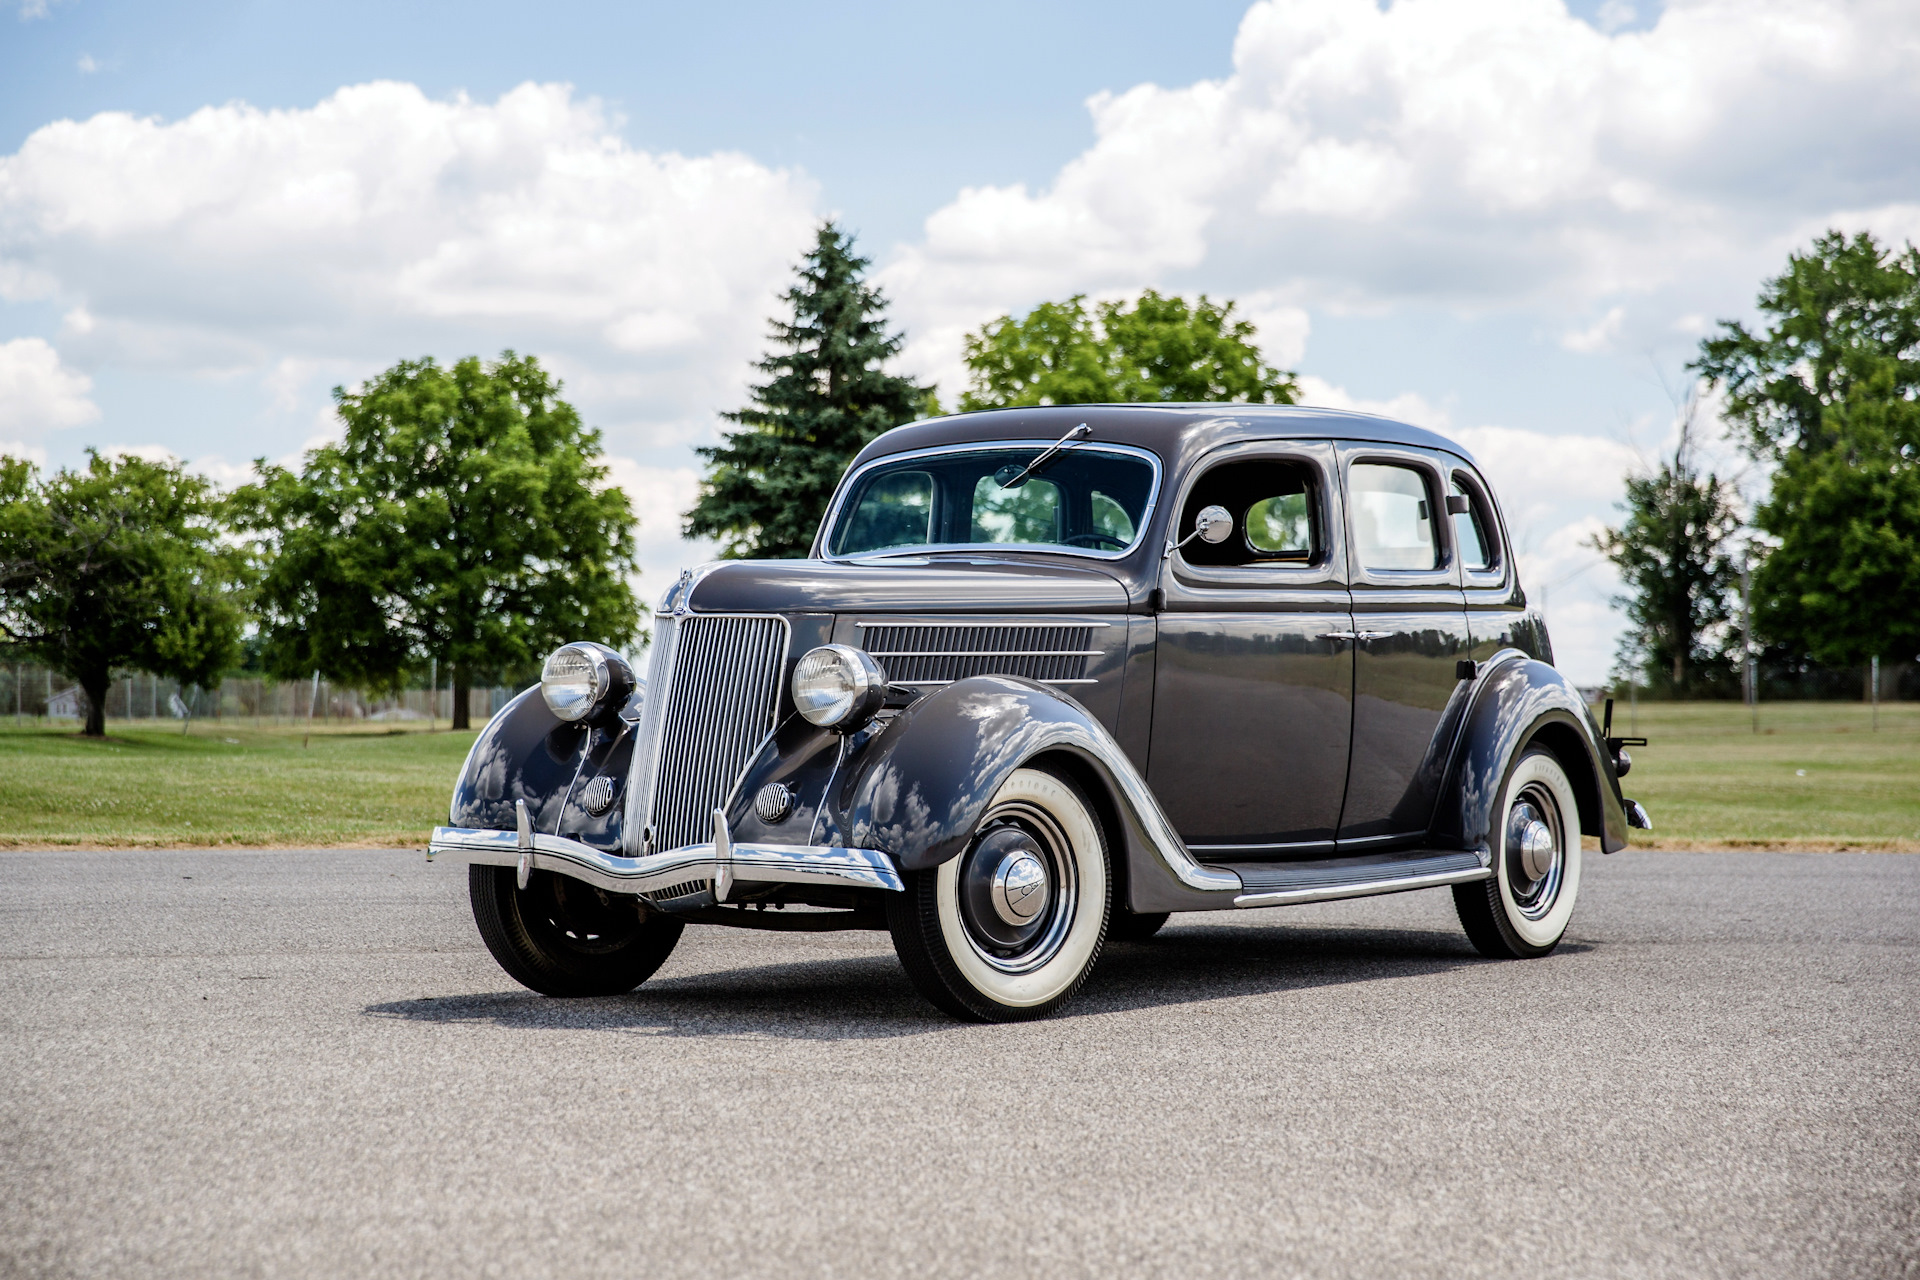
top-left (429, 405), bottom-right (1651, 1022)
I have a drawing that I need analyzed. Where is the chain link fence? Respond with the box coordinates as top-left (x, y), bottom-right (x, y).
top-left (0, 663), bottom-right (524, 727)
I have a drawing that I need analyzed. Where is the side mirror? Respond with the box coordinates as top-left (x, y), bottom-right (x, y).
top-left (1195, 505), bottom-right (1234, 544)
top-left (1165, 504), bottom-right (1235, 558)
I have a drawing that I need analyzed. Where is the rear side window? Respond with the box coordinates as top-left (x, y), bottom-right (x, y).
top-left (1449, 475), bottom-right (1492, 572)
top-left (1350, 463), bottom-right (1437, 571)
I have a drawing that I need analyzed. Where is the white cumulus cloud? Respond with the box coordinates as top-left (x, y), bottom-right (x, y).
top-left (0, 80), bottom-right (821, 451)
top-left (0, 336), bottom-right (98, 439)
top-left (887, 0), bottom-right (1920, 383)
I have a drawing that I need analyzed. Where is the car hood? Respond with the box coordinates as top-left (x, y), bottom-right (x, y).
top-left (682, 556), bottom-right (1131, 615)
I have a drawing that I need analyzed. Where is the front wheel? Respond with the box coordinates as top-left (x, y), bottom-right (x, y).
top-left (1453, 746), bottom-right (1583, 958)
top-left (887, 766), bottom-right (1111, 1022)
top-left (470, 865), bottom-right (684, 996)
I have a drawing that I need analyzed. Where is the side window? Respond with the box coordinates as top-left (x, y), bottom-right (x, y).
top-left (1449, 475), bottom-right (1492, 572)
top-left (1350, 463), bottom-right (1437, 571)
top-left (1176, 458), bottom-right (1319, 567)
top-left (971, 475), bottom-right (1062, 544)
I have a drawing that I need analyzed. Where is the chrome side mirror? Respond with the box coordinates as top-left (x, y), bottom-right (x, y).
top-left (1165, 504), bottom-right (1235, 558)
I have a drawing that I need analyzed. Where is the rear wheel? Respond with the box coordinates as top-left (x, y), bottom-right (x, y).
top-left (469, 865), bottom-right (683, 996)
top-left (887, 766), bottom-right (1111, 1022)
top-left (1453, 746), bottom-right (1582, 959)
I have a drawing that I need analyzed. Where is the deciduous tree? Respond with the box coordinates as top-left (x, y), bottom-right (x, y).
top-left (1694, 230), bottom-right (1920, 683)
top-left (959, 291), bottom-right (1298, 410)
top-left (1590, 410), bottom-right (1743, 696)
top-left (0, 451), bottom-right (244, 736)
top-left (240, 352), bottom-right (641, 729)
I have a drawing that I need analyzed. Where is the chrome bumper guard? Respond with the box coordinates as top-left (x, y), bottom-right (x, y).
top-left (428, 823), bottom-right (904, 906)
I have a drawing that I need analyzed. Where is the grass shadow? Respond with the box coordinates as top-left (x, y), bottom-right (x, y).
top-left (365, 919), bottom-right (1569, 1041)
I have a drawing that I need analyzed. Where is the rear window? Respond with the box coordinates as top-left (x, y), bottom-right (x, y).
top-left (828, 446), bottom-right (1156, 556)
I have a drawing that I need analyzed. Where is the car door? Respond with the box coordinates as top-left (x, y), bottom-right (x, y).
top-left (1147, 441), bottom-right (1355, 855)
top-left (1336, 445), bottom-right (1473, 843)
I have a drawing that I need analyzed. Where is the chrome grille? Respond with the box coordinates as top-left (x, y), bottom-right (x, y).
top-left (627, 613), bottom-right (788, 854)
top-left (857, 621), bottom-right (1107, 686)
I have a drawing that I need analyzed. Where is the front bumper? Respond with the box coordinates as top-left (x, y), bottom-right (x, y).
top-left (427, 825), bottom-right (904, 905)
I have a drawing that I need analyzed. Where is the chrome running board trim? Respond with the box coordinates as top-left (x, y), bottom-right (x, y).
top-left (1230, 864), bottom-right (1491, 908)
top-left (429, 826), bottom-right (904, 900)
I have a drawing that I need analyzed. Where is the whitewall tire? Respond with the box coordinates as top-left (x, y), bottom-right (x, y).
top-left (1453, 746), bottom-right (1582, 959)
top-left (887, 766), bottom-right (1111, 1021)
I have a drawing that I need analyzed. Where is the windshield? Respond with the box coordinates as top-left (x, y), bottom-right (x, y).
top-left (827, 445), bottom-right (1158, 557)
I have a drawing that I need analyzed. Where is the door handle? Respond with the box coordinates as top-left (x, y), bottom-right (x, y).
top-left (1354, 630), bottom-right (1392, 642)
top-left (1320, 630), bottom-right (1359, 641)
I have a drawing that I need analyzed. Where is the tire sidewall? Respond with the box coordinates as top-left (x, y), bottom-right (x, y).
top-left (932, 767), bottom-right (1109, 1011)
top-left (1494, 748), bottom-right (1582, 951)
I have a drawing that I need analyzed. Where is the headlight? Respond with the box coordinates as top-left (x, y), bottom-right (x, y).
top-left (540, 642), bottom-right (633, 723)
top-left (791, 644), bottom-right (888, 731)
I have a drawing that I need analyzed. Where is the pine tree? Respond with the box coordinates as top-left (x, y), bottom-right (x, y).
top-left (685, 223), bottom-right (932, 559)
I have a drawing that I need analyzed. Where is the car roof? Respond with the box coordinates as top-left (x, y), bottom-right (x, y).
top-left (848, 403), bottom-right (1479, 472)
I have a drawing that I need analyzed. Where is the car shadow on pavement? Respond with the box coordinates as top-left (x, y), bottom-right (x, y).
top-left (364, 921), bottom-right (1581, 1040)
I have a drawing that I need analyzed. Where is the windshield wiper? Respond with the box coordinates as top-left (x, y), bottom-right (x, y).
top-left (993, 423), bottom-right (1090, 489)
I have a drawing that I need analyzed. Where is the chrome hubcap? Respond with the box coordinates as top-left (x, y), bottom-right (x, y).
top-left (957, 807), bottom-right (1076, 973)
top-left (990, 850), bottom-right (1050, 924)
top-left (1505, 789), bottom-right (1565, 921)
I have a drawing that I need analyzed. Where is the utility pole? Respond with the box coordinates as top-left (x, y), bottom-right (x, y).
top-left (430, 657), bottom-right (437, 732)
top-left (1742, 552), bottom-right (1757, 735)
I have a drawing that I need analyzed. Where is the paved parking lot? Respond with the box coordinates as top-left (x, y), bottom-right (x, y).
top-left (2, 848), bottom-right (1915, 1279)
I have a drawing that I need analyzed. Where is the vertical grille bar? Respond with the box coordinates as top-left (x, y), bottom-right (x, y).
top-left (625, 614), bottom-right (789, 854)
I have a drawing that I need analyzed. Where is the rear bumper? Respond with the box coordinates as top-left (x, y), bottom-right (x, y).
top-left (428, 825), bottom-right (904, 903)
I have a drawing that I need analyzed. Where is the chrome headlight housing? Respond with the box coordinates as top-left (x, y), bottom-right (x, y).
top-left (540, 642), bottom-right (634, 723)
top-left (791, 644), bottom-right (888, 732)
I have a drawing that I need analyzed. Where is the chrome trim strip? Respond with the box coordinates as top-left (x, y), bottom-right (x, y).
top-left (817, 441), bottom-right (1164, 562)
top-left (853, 620), bottom-right (1114, 629)
top-left (893, 678), bottom-right (1098, 687)
top-left (1025, 716), bottom-right (1242, 896)
top-left (1232, 865), bottom-right (1491, 908)
top-left (430, 826), bottom-right (905, 898)
top-left (865, 649), bottom-right (1106, 658)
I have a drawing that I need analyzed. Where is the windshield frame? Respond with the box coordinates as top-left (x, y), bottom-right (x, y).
top-left (818, 440), bottom-right (1165, 562)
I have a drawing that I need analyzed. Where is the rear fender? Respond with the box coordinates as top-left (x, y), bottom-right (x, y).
top-left (1436, 653), bottom-right (1627, 855)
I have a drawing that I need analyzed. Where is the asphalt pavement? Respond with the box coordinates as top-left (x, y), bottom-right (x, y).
top-left (2, 847), bottom-right (1915, 1279)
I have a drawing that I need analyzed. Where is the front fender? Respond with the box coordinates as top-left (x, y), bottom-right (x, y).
top-left (1436, 653), bottom-right (1627, 856)
top-left (823, 675), bottom-right (1240, 910)
top-left (448, 687), bottom-right (636, 851)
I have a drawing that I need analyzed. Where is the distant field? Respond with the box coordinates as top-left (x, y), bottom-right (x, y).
top-left (0, 721), bottom-right (476, 848)
top-left (1603, 700), bottom-right (1919, 850)
top-left (0, 701), bottom-right (1913, 849)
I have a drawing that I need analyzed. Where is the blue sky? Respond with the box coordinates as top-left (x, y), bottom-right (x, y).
top-left (3, 0), bottom-right (1914, 680)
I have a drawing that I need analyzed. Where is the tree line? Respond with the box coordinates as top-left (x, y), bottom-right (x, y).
top-left (1596, 230), bottom-right (1920, 699)
top-left (4, 221), bottom-right (1907, 736)
top-left (0, 222), bottom-right (1290, 736)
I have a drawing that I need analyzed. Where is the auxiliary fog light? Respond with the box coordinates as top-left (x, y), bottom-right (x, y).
top-left (791, 644), bottom-right (888, 732)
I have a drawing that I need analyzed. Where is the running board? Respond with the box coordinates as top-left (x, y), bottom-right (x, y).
top-left (1208, 850), bottom-right (1493, 909)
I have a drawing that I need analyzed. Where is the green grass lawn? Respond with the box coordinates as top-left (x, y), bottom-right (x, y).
top-left (1606, 700), bottom-right (1920, 850)
top-left (0, 721), bottom-right (477, 848)
top-left (0, 701), bottom-right (1913, 849)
